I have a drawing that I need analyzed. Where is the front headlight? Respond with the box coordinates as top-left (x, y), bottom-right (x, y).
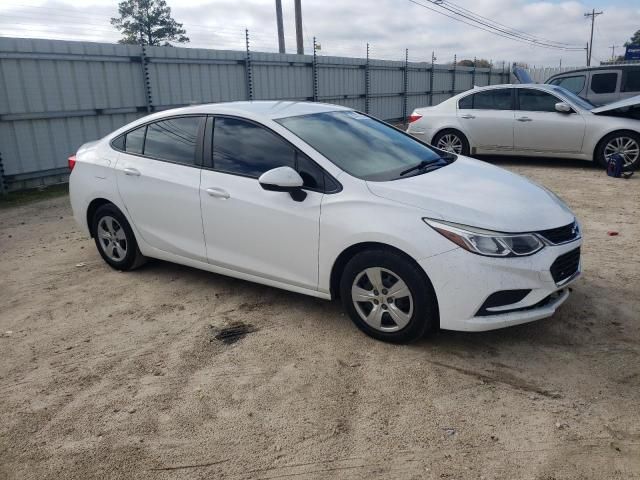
top-left (424, 218), bottom-right (545, 257)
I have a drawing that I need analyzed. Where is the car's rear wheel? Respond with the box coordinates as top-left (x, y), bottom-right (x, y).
top-left (596, 131), bottom-right (640, 170)
top-left (339, 249), bottom-right (437, 343)
top-left (92, 204), bottom-right (145, 271)
top-left (432, 129), bottom-right (470, 156)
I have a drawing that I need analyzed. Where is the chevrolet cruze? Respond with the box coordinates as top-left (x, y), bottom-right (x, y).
top-left (69, 101), bottom-right (582, 343)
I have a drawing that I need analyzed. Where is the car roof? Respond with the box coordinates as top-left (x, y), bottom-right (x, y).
top-left (459, 83), bottom-right (560, 94)
top-left (144, 101), bottom-right (352, 121)
top-left (546, 64), bottom-right (640, 81)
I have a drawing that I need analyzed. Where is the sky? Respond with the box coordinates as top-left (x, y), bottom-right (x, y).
top-left (0, 0), bottom-right (638, 66)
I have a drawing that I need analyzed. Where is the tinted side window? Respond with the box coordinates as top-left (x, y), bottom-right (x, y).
top-left (111, 134), bottom-right (125, 151)
top-left (458, 94), bottom-right (473, 109)
top-left (622, 70), bottom-right (640, 92)
top-left (518, 89), bottom-right (559, 112)
top-left (459, 89), bottom-right (511, 110)
top-left (590, 73), bottom-right (617, 94)
top-left (297, 152), bottom-right (324, 190)
top-left (144, 117), bottom-right (202, 165)
top-left (125, 126), bottom-right (145, 154)
top-left (551, 75), bottom-right (585, 94)
top-left (213, 117), bottom-right (295, 177)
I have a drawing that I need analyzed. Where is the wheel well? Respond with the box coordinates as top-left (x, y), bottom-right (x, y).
top-left (593, 129), bottom-right (640, 162)
top-left (86, 198), bottom-right (113, 237)
top-left (329, 242), bottom-right (428, 294)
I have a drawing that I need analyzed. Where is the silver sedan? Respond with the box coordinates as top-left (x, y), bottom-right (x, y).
top-left (407, 84), bottom-right (640, 169)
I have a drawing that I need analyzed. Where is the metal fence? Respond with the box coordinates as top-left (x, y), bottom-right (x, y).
top-left (0, 36), bottom-right (509, 192)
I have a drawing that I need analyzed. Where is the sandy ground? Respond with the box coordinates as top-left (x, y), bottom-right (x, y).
top-left (1, 158), bottom-right (639, 480)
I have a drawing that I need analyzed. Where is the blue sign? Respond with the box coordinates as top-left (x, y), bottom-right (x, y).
top-left (625, 45), bottom-right (640, 61)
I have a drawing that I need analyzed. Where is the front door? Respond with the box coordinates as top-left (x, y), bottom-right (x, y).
top-left (514, 88), bottom-right (586, 154)
top-left (115, 116), bottom-right (207, 261)
top-left (199, 116), bottom-right (323, 290)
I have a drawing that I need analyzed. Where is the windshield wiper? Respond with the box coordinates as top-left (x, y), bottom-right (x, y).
top-left (399, 157), bottom-right (448, 176)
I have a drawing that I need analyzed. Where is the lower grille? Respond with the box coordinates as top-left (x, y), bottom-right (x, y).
top-left (550, 247), bottom-right (580, 284)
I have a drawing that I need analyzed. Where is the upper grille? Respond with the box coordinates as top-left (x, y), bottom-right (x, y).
top-left (537, 222), bottom-right (579, 244)
top-left (550, 247), bottom-right (581, 284)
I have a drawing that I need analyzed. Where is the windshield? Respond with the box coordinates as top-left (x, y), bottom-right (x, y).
top-left (551, 86), bottom-right (595, 110)
top-left (275, 111), bottom-right (448, 181)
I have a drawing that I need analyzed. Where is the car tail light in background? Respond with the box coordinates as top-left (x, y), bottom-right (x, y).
top-left (408, 113), bottom-right (423, 123)
top-left (68, 155), bottom-right (76, 171)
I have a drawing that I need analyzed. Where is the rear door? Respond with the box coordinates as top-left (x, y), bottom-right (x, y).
top-left (587, 70), bottom-right (620, 105)
top-left (199, 116), bottom-right (328, 290)
top-left (456, 88), bottom-right (514, 152)
top-left (514, 88), bottom-right (585, 154)
top-left (115, 116), bottom-right (207, 262)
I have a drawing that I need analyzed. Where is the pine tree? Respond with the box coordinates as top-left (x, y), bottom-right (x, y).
top-left (624, 29), bottom-right (640, 47)
top-left (111, 0), bottom-right (189, 46)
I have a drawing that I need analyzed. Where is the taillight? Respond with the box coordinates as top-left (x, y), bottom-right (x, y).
top-left (68, 155), bottom-right (76, 171)
top-left (408, 113), bottom-right (423, 123)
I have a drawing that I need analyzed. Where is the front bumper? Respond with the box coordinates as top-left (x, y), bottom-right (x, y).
top-left (418, 239), bottom-right (582, 331)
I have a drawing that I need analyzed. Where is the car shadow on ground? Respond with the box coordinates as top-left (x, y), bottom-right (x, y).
top-left (474, 155), bottom-right (596, 170)
top-left (138, 257), bottom-right (586, 354)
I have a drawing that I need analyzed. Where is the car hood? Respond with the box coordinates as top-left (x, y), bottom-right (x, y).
top-left (591, 94), bottom-right (640, 114)
top-left (366, 156), bottom-right (575, 232)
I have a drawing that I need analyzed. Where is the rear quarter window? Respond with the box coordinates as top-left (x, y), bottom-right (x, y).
top-left (590, 73), bottom-right (618, 94)
top-left (622, 70), bottom-right (640, 92)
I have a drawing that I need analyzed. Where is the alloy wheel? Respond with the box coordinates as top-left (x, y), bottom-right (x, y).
top-left (436, 134), bottom-right (463, 154)
top-left (351, 267), bottom-right (414, 332)
top-left (97, 215), bottom-right (128, 262)
top-left (604, 136), bottom-right (639, 168)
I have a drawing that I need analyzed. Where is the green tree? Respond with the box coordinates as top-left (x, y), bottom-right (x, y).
top-left (457, 59), bottom-right (492, 68)
top-left (624, 29), bottom-right (640, 47)
top-left (111, 0), bottom-right (189, 46)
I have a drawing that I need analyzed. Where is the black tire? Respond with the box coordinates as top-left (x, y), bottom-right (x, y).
top-left (595, 130), bottom-right (640, 170)
top-left (92, 203), bottom-right (146, 271)
top-left (339, 249), bottom-right (438, 343)
top-left (432, 129), bottom-right (470, 156)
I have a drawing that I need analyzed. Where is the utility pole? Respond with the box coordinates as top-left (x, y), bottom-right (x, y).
top-left (609, 44), bottom-right (620, 61)
top-left (275, 0), bottom-right (285, 54)
top-left (294, 0), bottom-right (304, 54)
top-left (584, 9), bottom-right (603, 66)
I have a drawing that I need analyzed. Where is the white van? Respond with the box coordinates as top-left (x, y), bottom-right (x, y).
top-left (545, 65), bottom-right (640, 106)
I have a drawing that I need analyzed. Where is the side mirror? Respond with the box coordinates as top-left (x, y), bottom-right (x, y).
top-left (555, 102), bottom-right (572, 113)
top-left (258, 166), bottom-right (307, 201)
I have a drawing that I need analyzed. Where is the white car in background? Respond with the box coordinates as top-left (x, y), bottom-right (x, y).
top-left (407, 84), bottom-right (640, 170)
top-left (70, 101), bottom-right (582, 343)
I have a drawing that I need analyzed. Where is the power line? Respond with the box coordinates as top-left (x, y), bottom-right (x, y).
top-left (407, 0), bottom-right (584, 51)
top-left (439, 0), bottom-right (579, 47)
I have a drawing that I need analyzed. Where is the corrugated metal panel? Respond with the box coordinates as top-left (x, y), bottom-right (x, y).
top-left (0, 37), bottom-right (500, 189)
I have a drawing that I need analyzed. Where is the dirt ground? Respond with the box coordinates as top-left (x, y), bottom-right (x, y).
top-left (1, 158), bottom-right (639, 480)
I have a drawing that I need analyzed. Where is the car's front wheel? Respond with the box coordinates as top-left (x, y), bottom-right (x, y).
top-left (596, 131), bottom-right (640, 170)
top-left (339, 249), bottom-right (437, 343)
top-left (92, 203), bottom-right (146, 271)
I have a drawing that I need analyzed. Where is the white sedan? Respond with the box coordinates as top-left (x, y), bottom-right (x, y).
top-left (69, 101), bottom-right (581, 343)
top-left (407, 84), bottom-right (640, 169)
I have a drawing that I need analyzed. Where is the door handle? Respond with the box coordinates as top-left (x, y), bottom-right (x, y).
top-left (517, 117), bottom-right (532, 122)
top-left (123, 167), bottom-right (141, 176)
top-left (205, 187), bottom-right (230, 199)
top-left (460, 114), bottom-right (475, 119)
